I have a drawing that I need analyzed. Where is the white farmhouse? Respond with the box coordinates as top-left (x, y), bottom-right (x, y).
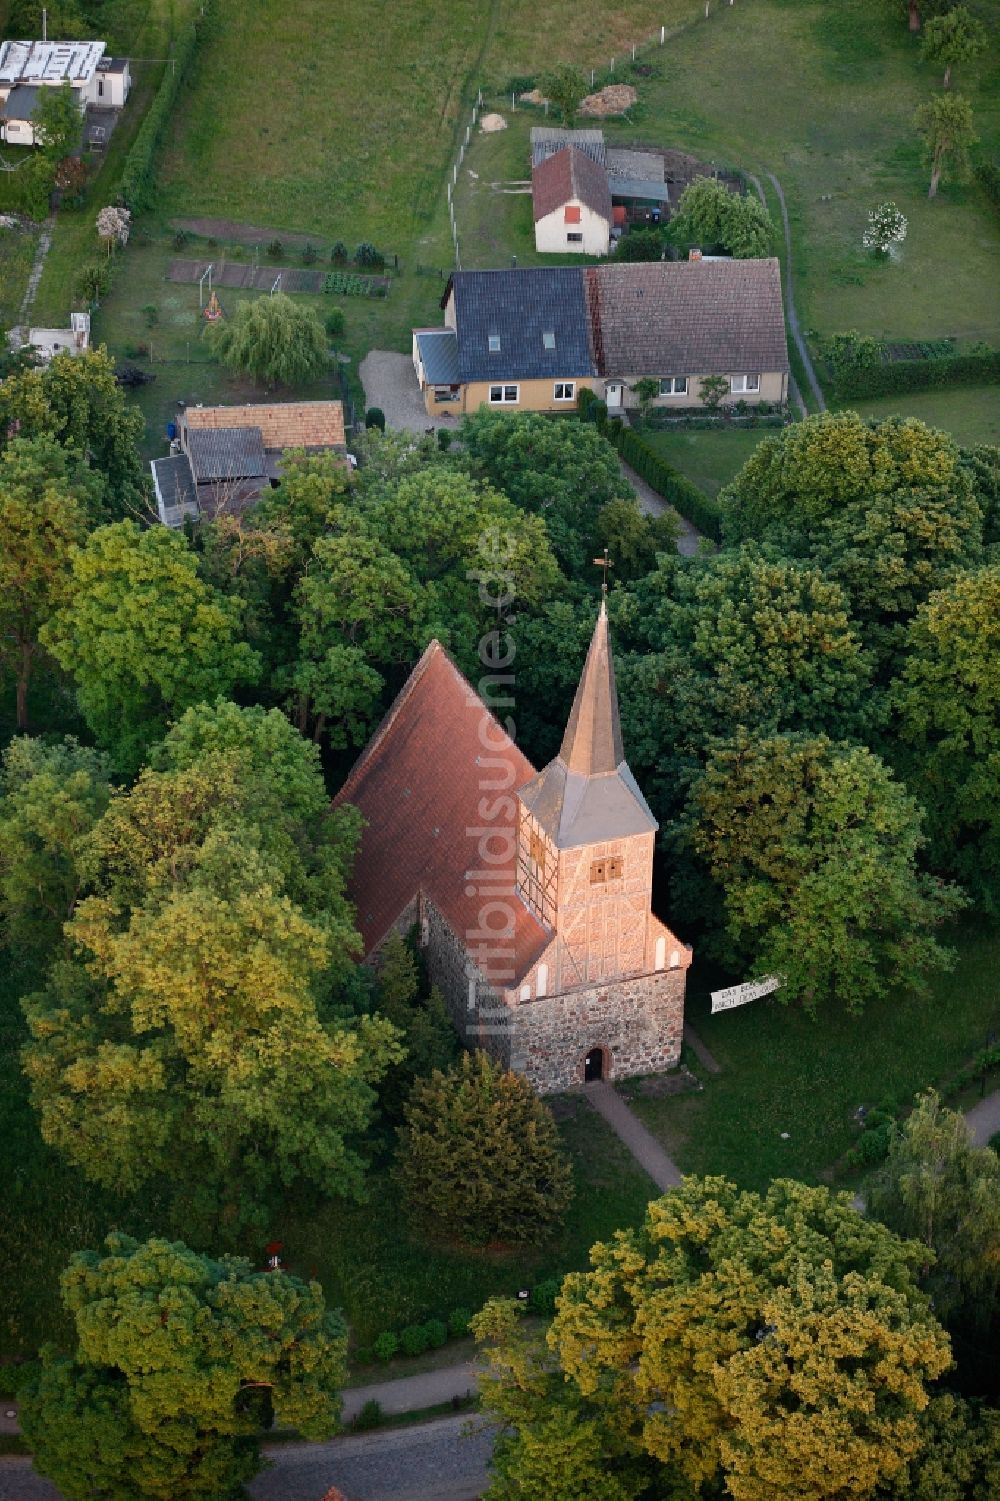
top-left (0, 40), bottom-right (130, 145)
top-left (532, 145), bottom-right (611, 257)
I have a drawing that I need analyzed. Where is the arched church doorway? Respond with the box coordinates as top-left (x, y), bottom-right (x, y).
top-left (584, 1047), bottom-right (606, 1083)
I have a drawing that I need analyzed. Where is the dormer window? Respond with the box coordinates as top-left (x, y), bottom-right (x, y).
top-left (488, 334), bottom-right (501, 353)
top-left (542, 331), bottom-right (556, 350)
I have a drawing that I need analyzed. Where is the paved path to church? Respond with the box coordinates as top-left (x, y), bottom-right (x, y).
top-left (966, 1089), bottom-right (1000, 1147)
top-left (341, 1363), bottom-right (480, 1423)
top-left (584, 1080), bottom-right (683, 1190)
top-left (620, 458), bottom-right (703, 557)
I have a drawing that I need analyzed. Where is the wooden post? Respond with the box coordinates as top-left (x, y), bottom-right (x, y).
top-left (661, 24), bottom-right (665, 43)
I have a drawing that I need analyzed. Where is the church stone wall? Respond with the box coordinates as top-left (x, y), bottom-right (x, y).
top-left (422, 895), bottom-right (513, 1070)
top-left (509, 967), bottom-right (685, 1095)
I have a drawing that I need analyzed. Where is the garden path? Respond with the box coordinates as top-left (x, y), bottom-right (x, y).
top-left (764, 171), bottom-right (826, 412)
top-left (620, 457), bottom-right (702, 556)
top-left (10, 213), bottom-right (55, 347)
top-left (584, 1080), bottom-right (683, 1191)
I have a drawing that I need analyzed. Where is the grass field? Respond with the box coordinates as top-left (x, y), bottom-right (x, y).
top-left (629, 915), bottom-right (1000, 1193)
top-left (643, 425), bottom-right (771, 496)
top-left (838, 387), bottom-right (1000, 448)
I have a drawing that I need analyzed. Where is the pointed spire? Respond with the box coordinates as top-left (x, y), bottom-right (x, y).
top-left (559, 598), bottom-right (625, 776)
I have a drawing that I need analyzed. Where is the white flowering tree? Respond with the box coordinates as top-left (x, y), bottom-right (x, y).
top-left (96, 204), bottom-right (131, 253)
top-left (863, 202), bottom-right (908, 256)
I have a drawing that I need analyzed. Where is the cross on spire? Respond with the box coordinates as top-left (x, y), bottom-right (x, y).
top-left (593, 549), bottom-right (612, 600)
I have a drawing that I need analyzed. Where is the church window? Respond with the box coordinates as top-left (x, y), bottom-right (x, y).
top-left (655, 936), bottom-right (666, 970)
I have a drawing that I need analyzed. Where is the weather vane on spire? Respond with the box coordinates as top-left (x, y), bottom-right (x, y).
top-left (593, 548), bottom-right (612, 597)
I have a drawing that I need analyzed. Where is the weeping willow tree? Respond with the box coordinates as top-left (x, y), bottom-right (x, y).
top-left (210, 292), bottom-right (329, 387)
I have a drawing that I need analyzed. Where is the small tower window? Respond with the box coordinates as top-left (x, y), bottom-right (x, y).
top-left (590, 856), bottom-right (624, 884)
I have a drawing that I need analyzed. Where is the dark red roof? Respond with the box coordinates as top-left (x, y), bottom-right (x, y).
top-left (532, 145), bottom-right (612, 224)
top-left (333, 642), bottom-right (551, 985)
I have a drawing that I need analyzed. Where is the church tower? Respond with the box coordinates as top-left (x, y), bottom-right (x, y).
top-left (508, 599), bottom-right (690, 1088)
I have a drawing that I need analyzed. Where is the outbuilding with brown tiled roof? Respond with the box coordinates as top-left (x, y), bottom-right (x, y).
top-left (532, 145), bottom-right (611, 257)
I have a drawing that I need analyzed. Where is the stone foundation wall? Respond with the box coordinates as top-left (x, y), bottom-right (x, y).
top-left (422, 897), bottom-right (513, 1070)
top-left (509, 968), bottom-right (686, 1094)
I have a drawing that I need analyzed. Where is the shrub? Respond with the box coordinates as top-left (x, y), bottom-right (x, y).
top-left (611, 425), bottom-right (723, 541)
top-left (832, 346), bottom-right (1000, 399)
top-left (365, 406), bottom-right (386, 431)
top-left (119, 1), bottom-right (215, 212)
top-left (423, 1319), bottom-right (448, 1349)
top-left (846, 1123), bottom-right (893, 1169)
top-left (394, 1051), bottom-right (574, 1247)
top-left (355, 241), bottom-right (384, 268)
top-left (990, 1131), bottom-right (1000, 1155)
top-left (447, 1308), bottom-right (471, 1338)
top-left (373, 1331), bottom-right (399, 1362)
top-left (331, 239), bottom-right (348, 262)
top-left (352, 1345), bottom-right (372, 1366)
top-left (266, 239), bottom-right (283, 258)
top-left (437, 428), bottom-right (453, 451)
top-left (399, 1323), bottom-right (430, 1357)
top-left (75, 260), bottom-right (111, 304)
top-left (142, 303), bottom-right (159, 328)
top-left (301, 242), bottom-right (318, 264)
top-left (528, 1278), bottom-right (561, 1317)
top-left (616, 228), bottom-right (665, 263)
top-left (172, 229), bottom-right (190, 250)
top-left (352, 1399), bottom-right (382, 1431)
top-left (324, 306), bottom-right (345, 339)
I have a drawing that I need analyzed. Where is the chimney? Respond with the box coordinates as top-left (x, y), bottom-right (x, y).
top-left (688, 248), bottom-right (703, 262)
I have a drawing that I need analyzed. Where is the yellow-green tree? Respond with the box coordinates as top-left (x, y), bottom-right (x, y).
top-left (20, 1233), bottom-right (347, 1501)
top-left (474, 1178), bottom-right (952, 1501)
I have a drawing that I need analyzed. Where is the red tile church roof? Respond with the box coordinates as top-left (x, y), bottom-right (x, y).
top-left (332, 641), bottom-right (551, 985)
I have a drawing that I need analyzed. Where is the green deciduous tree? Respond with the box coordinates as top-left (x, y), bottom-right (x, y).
top-left (361, 463), bottom-right (562, 653)
top-left (395, 1051), bottom-right (573, 1246)
top-left (40, 522), bottom-right (260, 772)
top-left (878, 1392), bottom-right (1000, 1500)
top-left (915, 92), bottom-right (977, 197)
top-left (33, 80), bottom-right (82, 162)
top-left (459, 408), bottom-right (632, 577)
top-left (890, 566), bottom-right (1000, 904)
top-left (670, 175), bottom-right (775, 258)
top-left (677, 732), bottom-right (964, 1013)
top-left (921, 5), bottom-right (986, 86)
top-left (625, 547), bottom-right (875, 766)
top-left (0, 348), bottom-right (146, 512)
top-left (0, 436), bottom-right (92, 729)
top-left (20, 1233), bottom-right (347, 1501)
top-left (210, 292), bottom-right (329, 386)
top-left (0, 736), bottom-right (109, 959)
top-left (868, 1091), bottom-right (1000, 1321)
top-left (474, 1178), bottom-right (951, 1501)
top-left (291, 508), bottom-right (426, 744)
top-left (538, 64), bottom-right (588, 127)
top-left (719, 412), bottom-right (983, 667)
top-left (21, 703), bottom-right (401, 1233)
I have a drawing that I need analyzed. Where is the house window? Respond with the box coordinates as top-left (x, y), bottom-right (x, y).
top-left (659, 377), bottom-right (687, 395)
top-left (553, 382), bottom-right (575, 401)
top-left (489, 384), bottom-right (519, 405)
top-left (97, 78), bottom-right (104, 97)
top-left (488, 334), bottom-right (501, 353)
top-left (567, 232), bottom-right (583, 243)
top-left (542, 330), bottom-right (556, 350)
top-left (564, 205), bottom-right (582, 224)
top-left (730, 374), bottom-right (760, 393)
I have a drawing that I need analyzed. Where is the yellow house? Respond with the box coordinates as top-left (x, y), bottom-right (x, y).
top-left (413, 266), bottom-right (599, 418)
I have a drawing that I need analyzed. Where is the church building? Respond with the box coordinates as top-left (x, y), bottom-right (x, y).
top-left (333, 603), bottom-right (691, 1094)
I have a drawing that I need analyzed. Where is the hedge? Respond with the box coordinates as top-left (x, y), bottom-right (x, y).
top-left (832, 347), bottom-right (1000, 400)
top-left (118, 0), bottom-right (216, 212)
top-left (975, 159), bottom-right (1000, 210)
top-left (577, 388), bottom-right (722, 541)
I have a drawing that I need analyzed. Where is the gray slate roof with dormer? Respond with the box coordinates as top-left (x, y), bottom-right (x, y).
top-left (449, 267), bottom-right (596, 384)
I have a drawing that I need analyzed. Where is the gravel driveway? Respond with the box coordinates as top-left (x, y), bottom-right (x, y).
top-left (359, 351), bottom-right (437, 434)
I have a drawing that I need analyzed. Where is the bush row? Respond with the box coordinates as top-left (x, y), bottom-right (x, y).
top-left (353, 1280), bottom-right (563, 1367)
top-left (119, 0), bottom-right (216, 212)
top-left (832, 347), bottom-right (1000, 399)
top-left (578, 387), bottom-right (722, 541)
